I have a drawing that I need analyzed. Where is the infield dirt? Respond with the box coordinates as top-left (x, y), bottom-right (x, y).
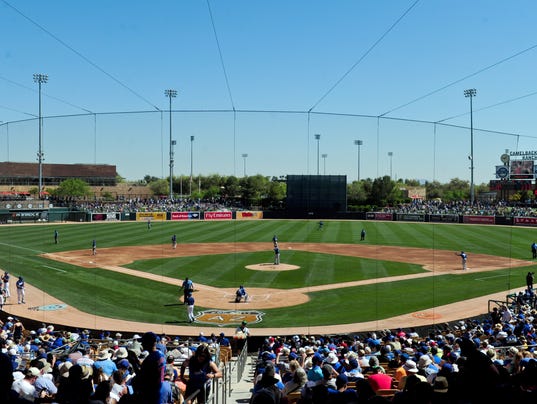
top-left (2, 242), bottom-right (531, 336)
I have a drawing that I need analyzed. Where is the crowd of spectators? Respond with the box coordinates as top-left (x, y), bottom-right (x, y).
top-left (249, 288), bottom-right (537, 403)
top-left (0, 322), bottom-right (228, 404)
top-left (382, 199), bottom-right (537, 217)
top-left (72, 197), bottom-right (242, 214)
top-left (71, 198), bottom-right (537, 218)
top-left (1, 286), bottom-right (537, 402)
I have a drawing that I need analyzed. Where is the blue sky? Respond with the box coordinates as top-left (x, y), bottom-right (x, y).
top-left (1, 0), bottom-right (537, 184)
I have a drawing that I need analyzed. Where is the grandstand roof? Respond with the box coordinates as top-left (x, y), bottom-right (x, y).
top-left (0, 162), bottom-right (116, 178)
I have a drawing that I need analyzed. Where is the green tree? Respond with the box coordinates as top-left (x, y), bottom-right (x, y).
top-left (347, 181), bottom-right (368, 206)
top-left (425, 181), bottom-right (444, 200)
top-left (443, 178), bottom-right (469, 202)
top-left (368, 176), bottom-right (403, 206)
top-left (143, 175), bottom-right (160, 183)
top-left (204, 174), bottom-right (224, 189)
top-left (240, 175), bottom-right (270, 208)
top-left (404, 179), bottom-right (421, 186)
top-left (148, 179), bottom-right (169, 196)
top-left (53, 179), bottom-right (92, 198)
top-left (203, 185), bottom-right (221, 200)
top-left (262, 180), bottom-right (286, 209)
top-left (223, 176), bottom-right (240, 198)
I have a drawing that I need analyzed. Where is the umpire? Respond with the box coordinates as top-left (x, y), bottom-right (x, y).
top-left (181, 277), bottom-right (194, 303)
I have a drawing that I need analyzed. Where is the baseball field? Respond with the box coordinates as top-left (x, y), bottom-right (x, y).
top-left (0, 219), bottom-right (535, 335)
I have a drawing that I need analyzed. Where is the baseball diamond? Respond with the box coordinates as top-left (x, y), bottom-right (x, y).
top-left (0, 218), bottom-right (534, 336)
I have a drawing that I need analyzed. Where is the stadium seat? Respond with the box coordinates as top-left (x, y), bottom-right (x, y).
top-left (286, 390), bottom-right (302, 404)
top-left (376, 388), bottom-right (399, 399)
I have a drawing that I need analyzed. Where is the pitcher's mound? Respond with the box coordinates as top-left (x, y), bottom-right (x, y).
top-left (246, 263), bottom-right (300, 271)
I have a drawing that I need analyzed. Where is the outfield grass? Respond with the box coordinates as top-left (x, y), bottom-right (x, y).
top-left (0, 220), bottom-right (534, 327)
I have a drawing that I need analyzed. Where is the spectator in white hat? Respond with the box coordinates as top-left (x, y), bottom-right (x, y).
top-left (12, 367), bottom-right (39, 401)
top-left (33, 358), bottom-right (58, 400)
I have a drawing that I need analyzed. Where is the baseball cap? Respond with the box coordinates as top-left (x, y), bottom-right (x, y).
top-left (26, 367), bottom-right (40, 377)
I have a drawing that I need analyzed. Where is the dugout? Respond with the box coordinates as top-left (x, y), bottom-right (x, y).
top-left (286, 175), bottom-right (347, 217)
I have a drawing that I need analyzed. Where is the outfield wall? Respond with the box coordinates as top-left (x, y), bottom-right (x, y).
top-left (3, 207), bottom-right (537, 228)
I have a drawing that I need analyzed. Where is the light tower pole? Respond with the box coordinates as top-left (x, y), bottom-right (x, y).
top-left (314, 134), bottom-right (321, 175)
top-left (322, 154), bottom-right (327, 175)
top-left (33, 73), bottom-right (48, 199)
top-left (190, 135), bottom-right (194, 196)
top-left (354, 140), bottom-right (363, 181)
top-left (388, 152), bottom-right (393, 178)
top-left (464, 88), bottom-right (477, 205)
top-left (164, 89), bottom-right (177, 200)
top-left (242, 153), bottom-right (248, 177)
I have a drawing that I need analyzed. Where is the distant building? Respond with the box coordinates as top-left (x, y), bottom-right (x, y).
top-left (399, 186), bottom-right (426, 200)
top-left (0, 162), bottom-right (117, 187)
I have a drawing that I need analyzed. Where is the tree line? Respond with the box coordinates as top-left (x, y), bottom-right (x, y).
top-left (46, 175), bottom-right (508, 210)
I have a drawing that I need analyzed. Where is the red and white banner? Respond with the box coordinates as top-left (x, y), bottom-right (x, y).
top-left (204, 211), bottom-right (232, 220)
top-left (462, 215), bottom-right (494, 225)
top-left (514, 217), bottom-right (537, 226)
top-left (236, 211), bottom-right (263, 220)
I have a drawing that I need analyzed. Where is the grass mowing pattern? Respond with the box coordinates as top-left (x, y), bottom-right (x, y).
top-left (0, 220), bottom-right (532, 327)
top-left (126, 251), bottom-right (427, 288)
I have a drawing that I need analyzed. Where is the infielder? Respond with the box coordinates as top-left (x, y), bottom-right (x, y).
top-left (456, 251), bottom-right (468, 270)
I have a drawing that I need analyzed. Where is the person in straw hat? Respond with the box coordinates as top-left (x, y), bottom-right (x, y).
top-left (94, 349), bottom-right (117, 380)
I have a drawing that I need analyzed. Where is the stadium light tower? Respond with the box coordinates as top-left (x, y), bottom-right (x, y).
top-left (314, 134), bottom-right (321, 175)
top-left (190, 135), bottom-right (194, 196)
top-left (354, 140), bottom-right (363, 181)
top-left (33, 73), bottom-right (48, 199)
top-left (464, 88), bottom-right (477, 205)
top-left (388, 151), bottom-right (393, 178)
top-left (322, 154), bottom-right (328, 175)
top-left (164, 89), bottom-right (177, 200)
top-left (242, 153), bottom-right (248, 177)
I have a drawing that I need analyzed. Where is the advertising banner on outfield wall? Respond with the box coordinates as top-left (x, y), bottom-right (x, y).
top-left (429, 214), bottom-right (459, 223)
top-left (92, 212), bottom-right (120, 222)
top-left (366, 212), bottom-right (393, 221)
top-left (396, 213), bottom-right (425, 222)
top-left (236, 211), bottom-right (263, 220)
top-left (204, 211), bottom-right (233, 220)
top-left (462, 215), bottom-right (495, 224)
top-left (136, 212), bottom-right (166, 221)
top-left (514, 217), bottom-right (537, 226)
top-left (171, 212), bottom-right (200, 221)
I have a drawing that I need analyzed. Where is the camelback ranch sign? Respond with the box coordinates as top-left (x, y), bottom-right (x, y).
top-left (195, 310), bottom-right (265, 326)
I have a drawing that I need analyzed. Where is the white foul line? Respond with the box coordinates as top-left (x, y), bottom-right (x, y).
top-left (43, 265), bottom-right (67, 273)
top-left (475, 274), bottom-right (508, 281)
